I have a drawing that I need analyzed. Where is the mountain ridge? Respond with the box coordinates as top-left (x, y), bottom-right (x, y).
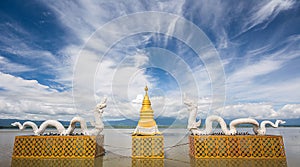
top-left (1, 117), bottom-right (299, 128)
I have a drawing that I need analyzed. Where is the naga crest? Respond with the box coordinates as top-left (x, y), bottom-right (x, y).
top-left (95, 97), bottom-right (107, 113)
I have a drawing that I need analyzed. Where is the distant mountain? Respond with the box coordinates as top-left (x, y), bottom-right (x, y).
top-left (1, 117), bottom-right (299, 129)
top-left (105, 119), bottom-right (137, 128)
top-left (0, 117), bottom-right (186, 128)
top-left (105, 117), bottom-right (187, 128)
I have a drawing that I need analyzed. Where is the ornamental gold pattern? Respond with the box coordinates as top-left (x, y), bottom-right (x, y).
top-left (132, 135), bottom-right (164, 158)
top-left (189, 135), bottom-right (286, 158)
top-left (12, 135), bottom-right (104, 158)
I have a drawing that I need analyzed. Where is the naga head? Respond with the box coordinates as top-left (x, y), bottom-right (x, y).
top-left (11, 122), bottom-right (20, 127)
top-left (95, 97), bottom-right (107, 114)
top-left (183, 94), bottom-right (197, 111)
top-left (276, 120), bottom-right (286, 125)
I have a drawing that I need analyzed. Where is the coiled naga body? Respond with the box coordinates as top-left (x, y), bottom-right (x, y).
top-left (12, 97), bottom-right (107, 136)
top-left (184, 97), bottom-right (285, 135)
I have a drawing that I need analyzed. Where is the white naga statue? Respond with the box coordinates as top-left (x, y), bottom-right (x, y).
top-left (184, 97), bottom-right (285, 135)
top-left (12, 97), bottom-right (107, 136)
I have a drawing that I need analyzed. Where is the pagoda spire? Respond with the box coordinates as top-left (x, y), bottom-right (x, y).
top-left (141, 86), bottom-right (152, 111)
top-left (133, 86), bottom-right (161, 135)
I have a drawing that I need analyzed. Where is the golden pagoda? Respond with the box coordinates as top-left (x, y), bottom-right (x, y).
top-left (133, 86), bottom-right (161, 135)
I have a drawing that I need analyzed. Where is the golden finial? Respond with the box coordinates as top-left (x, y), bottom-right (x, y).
top-left (145, 85), bottom-right (148, 92)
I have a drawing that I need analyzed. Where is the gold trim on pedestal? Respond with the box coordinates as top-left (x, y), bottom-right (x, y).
top-left (189, 135), bottom-right (286, 158)
top-left (12, 135), bottom-right (104, 158)
top-left (132, 135), bottom-right (164, 158)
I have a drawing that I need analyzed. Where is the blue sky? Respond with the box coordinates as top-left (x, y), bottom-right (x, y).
top-left (0, 0), bottom-right (300, 121)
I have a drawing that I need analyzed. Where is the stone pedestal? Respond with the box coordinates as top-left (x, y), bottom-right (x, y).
top-left (132, 135), bottom-right (164, 158)
top-left (189, 135), bottom-right (286, 158)
top-left (12, 135), bottom-right (105, 158)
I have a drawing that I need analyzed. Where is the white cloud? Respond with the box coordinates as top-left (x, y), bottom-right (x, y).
top-left (215, 103), bottom-right (278, 119)
top-left (45, 0), bottom-right (186, 43)
top-left (46, 1), bottom-right (300, 121)
top-left (43, 1), bottom-right (190, 120)
top-left (180, 0), bottom-right (297, 49)
top-left (92, 52), bottom-right (154, 120)
top-left (224, 31), bottom-right (300, 104)
top-left (252, 78), bottom-right (300, 103)
top-left (37, 0), bottom-right (227, 122)
top-left (1, 0), bottom-right (299, 122)
top-left (0, 55), bottom-right (34, 73)
top-left (245, 0), bottom-right (295, 31)
top-left (215, 103), bottom-right (300, 119)
top-left (228, 58), bottom-right (283, 83)
top-left (0, 72), bottom-right (50, 92)
top-left (277, 104), bottom-right (300, 118)
top-left (132, 94), bottom-right (143, 101)
top-left (0, 17), bottom-right (61, 66)
top-left (177, 99), bottom-right (300, 120)
top-left (0, 72), bottom-right (79, 120)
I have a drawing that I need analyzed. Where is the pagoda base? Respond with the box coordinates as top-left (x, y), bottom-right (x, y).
top-left (189, 135), bottom-right (286, 158)
top-left (12, 135), bottom-right (105, 158)
top-left (132, 135), bottom-right (164, 158)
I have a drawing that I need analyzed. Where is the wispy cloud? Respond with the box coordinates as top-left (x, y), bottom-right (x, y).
top-left (0, 0), bottom-right (299, 121)
top-left (228, 58), bottom-right (283, 83)
top-left (0, 16), bottom-right (70, 88)
top-left (226, 33), bottom-right (300, 105)
top-left (0, 55), bottom-right (34, 73)
top-left (244, 0), bottom-right (296, 31)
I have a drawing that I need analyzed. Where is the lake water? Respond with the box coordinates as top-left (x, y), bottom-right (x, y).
top-left (1, 127), bottom-right (299, 167)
